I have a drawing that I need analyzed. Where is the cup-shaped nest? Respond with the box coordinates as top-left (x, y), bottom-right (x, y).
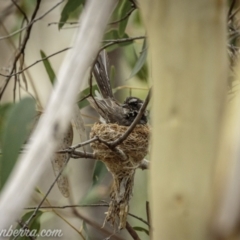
top-left (90, 123), bottom-right (150, 173)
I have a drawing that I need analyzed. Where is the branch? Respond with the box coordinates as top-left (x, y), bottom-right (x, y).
top-left (0, 0), bottom-right (64, 40)
top-left (0, 0), bottom-right (42, 100)
top-left (128, 213), bottom-right (149, 226)
top-left (25, 203), bottom-right (109, 210)
top-left (72, 210), bottom-right (125, 240)
top-left (0, 47), bottom-right (71, 78)
top-left (25, 203), bottom-right (149, 226)
top-left (13, 157), bottom-right (70, 239)
top-left (126, 222), bottom-right (141, 240)
top-left (146, 201), bottom-right (151, 228)
top-left (0, 2), bottom-right (18, 22)
top-left (109, 7), bottom-right (135, 25)
top-left (0, 36), bottom-right (145, 79)
top-left (12, 0), bottom-right (29, 24)
top-left (58, 140), bottom-right (149, 170)
top-left (101, 36), bottom-right (146, 51)
top-left (59, 149), bottom-right (96, 159)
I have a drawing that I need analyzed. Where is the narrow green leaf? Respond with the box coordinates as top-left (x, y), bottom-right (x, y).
top-left (129, 39), bottom-right (148, 79)
top-left (92, 161), bottom-right (108, 187)
top-left (10, 211), bottom-right (43, 240)
top-left (118, 0), bottom-right (132, 37)
top-left (110, 1), bottom-right (123, 22)
top-left (40, 50), bottom-right (56, 84)
top-left (34, 187), bottom-right (41, 194)
top-left (133, 226), bottom-right (149, 235)
top-left (0, 103), bottom-right (12, 136)
top-left (133, 9), bottom-right (142, 26)
top-left (82, 221), bottom-right (89, 240)
top-left (78, 99), bottom-right (89, 110)
top-left (59, 0), bottom-right (84, 29)
top-left (0, 98), bottom-right (36, 190)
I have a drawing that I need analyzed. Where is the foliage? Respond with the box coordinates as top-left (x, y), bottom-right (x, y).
top-left (0, 98), bottom-right (36, 190)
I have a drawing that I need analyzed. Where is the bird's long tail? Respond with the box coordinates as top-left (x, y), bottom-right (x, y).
top-left (93, 50), bottom-right (114, 99)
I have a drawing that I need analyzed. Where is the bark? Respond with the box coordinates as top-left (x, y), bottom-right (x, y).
top-left (139, 1), bottom-right (228, 239)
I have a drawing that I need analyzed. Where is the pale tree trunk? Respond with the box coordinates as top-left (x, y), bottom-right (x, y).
top-left (139, 1), bottom-right (228, 240)
top-left (0, 0), bottom-right (118, 231)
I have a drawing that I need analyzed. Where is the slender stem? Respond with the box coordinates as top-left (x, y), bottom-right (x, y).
top-left (126, 222), bottom-right (141, 240)
top-left (13, 156), bottom-right (70, 240)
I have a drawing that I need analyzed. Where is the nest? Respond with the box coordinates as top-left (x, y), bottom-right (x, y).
top-left (90, 123), bottom-right (150, 229)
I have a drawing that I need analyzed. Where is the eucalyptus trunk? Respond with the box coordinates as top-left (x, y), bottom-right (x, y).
top-left (139, 1), bottom-right (228, 239)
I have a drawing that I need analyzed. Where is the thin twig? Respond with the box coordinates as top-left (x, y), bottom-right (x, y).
top-left (109, 7), bottom-right (135, 25)
top-left (13, 68), bottom-right (17, 102)
top-left (0, 23), bottom-right (41, 105)
top-left (51, 120), bottom-right (149, 171)
top-left (25, 203), bottom-right (109, 210)
top-left (16, 220), bottom-right (34, 240)
top-left (102, 35), bottom-right (145, 44)
top-left (227, 0), bottom-right (239, 20)
top-left (0, 36), bottom-right (144, 78)
top-left (126, 222), bottom-right (141, 240)
top-left (229, 6), bottom-right (240, 20)
top-left (71, 136), bottom-right (98, 149)
top-left (52, 207), bottom-right (86, 240)
top-left (129, 0), bottom-right (137, 8)
top-left (146, 201), bottom-right (151, 230)
top-left (228, 0), bottom-right (237, 20)
top-left (114, 85), bottom-right (148, 91)
top-left (25, 203), bottom-right (149, 227)
top-left (70, 149), bottom-right (149, 170)
top-left (12, 0), bottom-right (29, 23)
top-left (0, 0), bottom-right (42, 100)
top-left (0, 0), bottom-right (64, 40)
top-left (0, 47), bottom-right (71, 78)
top-left (58, 149), bottom-right (95, 159)
top-left (72, 208), bottom-right (125, 240)
top-left (0, 2), bottom-right (18, 22)
top-left (48, 21), bottom-right (79, 27)
top-left (100, 36), bottom-right (146, 59)
top-left (128, 213), bottom-right (149, 226)
top-left (25, 203), bottom-right (150, 238)
top-left (13, 156), bottom-right (71, 240)
top-left (37, 195), bottom-right (86, 239)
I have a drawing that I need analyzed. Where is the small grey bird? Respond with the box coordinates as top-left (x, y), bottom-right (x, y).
top-left (88, 50), bottom-right (147, 126)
